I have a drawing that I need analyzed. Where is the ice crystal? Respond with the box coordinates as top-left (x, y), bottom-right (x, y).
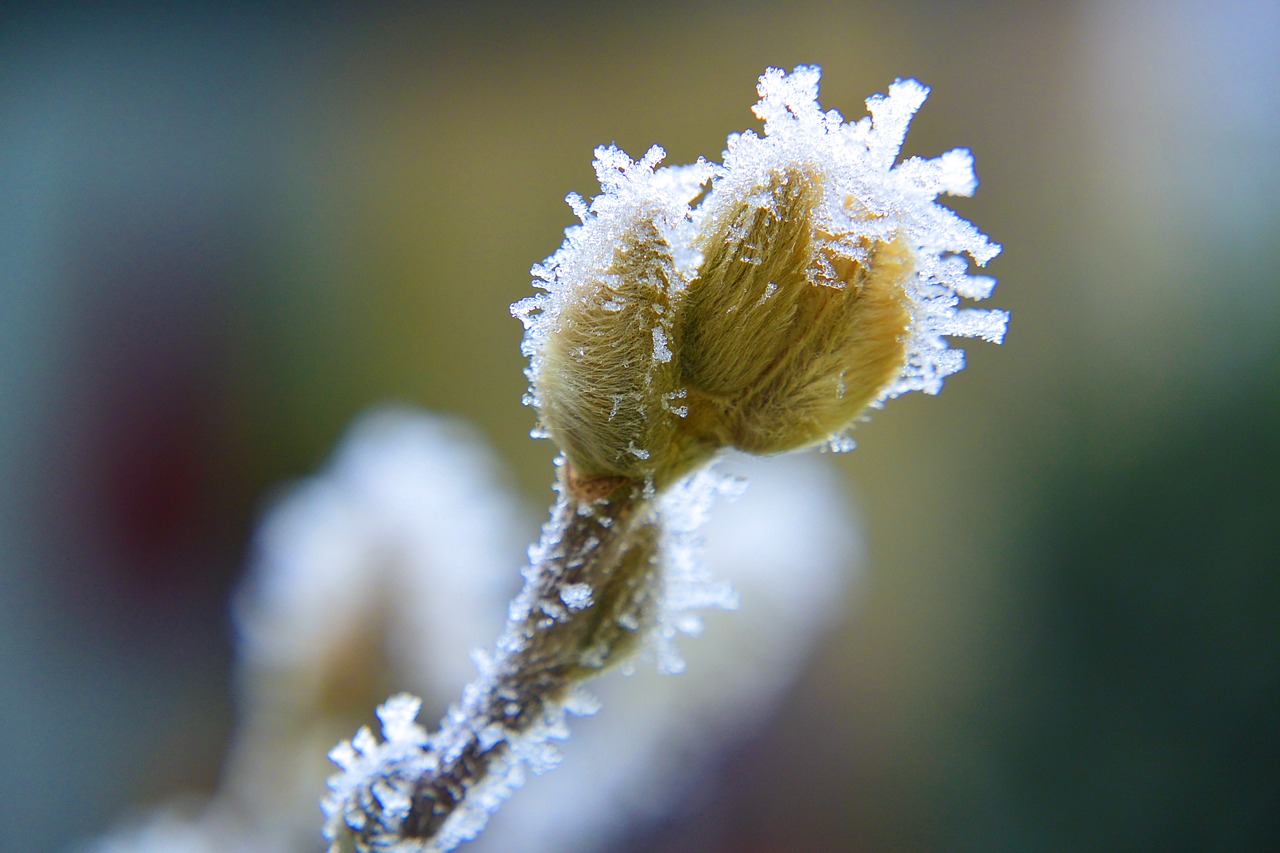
top-left (647, 465), bottom-right (742, 675)
top-left (560, 583), bottom-right (594, 611)
top-left (322, 693), bottom-right (437, 850)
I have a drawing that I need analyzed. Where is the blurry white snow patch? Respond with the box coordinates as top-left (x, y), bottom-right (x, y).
top-left (86, 407), bottom-right (527, 853)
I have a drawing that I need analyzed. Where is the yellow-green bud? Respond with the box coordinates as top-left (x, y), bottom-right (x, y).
top-left (516, 67), bottom-right (1006, 490)
top-left (677, 166), bottom-right (912, 455)
top-left (534, 216), bottom-right (682, 481)
top-left (513, 146), bottom-right (713, 488)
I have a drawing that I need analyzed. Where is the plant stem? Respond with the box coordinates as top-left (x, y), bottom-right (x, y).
top-left (369, 470), bottom-right (661, 849)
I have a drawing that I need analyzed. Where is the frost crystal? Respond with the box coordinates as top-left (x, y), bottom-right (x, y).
top-left (560, 583), bottom-right (594, 611)
top-left (323, 695), bottom-right (440, 852)
top-left (647, 466), bottom-right (742, 675)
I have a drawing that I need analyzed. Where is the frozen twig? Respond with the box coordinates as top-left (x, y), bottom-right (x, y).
top-left (323, 470), bottom-right (666, 850)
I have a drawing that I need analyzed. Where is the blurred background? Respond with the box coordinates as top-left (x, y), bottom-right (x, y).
top-left (3, 1), bottom-right (1278, 850)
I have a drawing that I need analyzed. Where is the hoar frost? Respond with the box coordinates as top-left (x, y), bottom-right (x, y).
top-left (514, 65), bottom-right (1005, 489)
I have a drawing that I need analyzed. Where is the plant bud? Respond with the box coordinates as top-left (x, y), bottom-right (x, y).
top-left (518, 67), bottom-right (1007, 489)
top-left (534, 217), bottom-right (683, 481)
top-left (513, 146), bottom-right (714, 488)
top-left (676, 165), bottom-right (912, 455)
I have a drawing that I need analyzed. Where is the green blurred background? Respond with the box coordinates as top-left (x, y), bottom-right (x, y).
top-left (3, 1), bottom-right (1278, 850)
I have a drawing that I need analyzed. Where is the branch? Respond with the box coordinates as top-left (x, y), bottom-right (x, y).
top-left (324, 470), bottom-right (661, 851)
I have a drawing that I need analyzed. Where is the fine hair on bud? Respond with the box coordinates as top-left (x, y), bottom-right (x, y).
top-left (534, 215), bottom-right (683, 482)
top-left (677, 165), bottom-right (912, 456)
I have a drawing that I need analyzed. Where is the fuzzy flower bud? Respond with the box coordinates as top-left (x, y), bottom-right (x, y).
top-left (515, 66), bottom-right (1007, 485)
top-left (677, 165), bottom-right (912, 455)
top-left (528, 200), bottom-right (680, 481)
top-left (514, 147), bottom-right (713, 487)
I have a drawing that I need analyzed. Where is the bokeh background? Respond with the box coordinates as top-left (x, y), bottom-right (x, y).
top-left (3, 1), bottom-right (1278, 850)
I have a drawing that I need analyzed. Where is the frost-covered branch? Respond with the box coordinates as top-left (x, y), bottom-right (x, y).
top-left (324, 471), bottom-right (661, 849)
top-left (322, 65), bottom-right (1005, 852)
